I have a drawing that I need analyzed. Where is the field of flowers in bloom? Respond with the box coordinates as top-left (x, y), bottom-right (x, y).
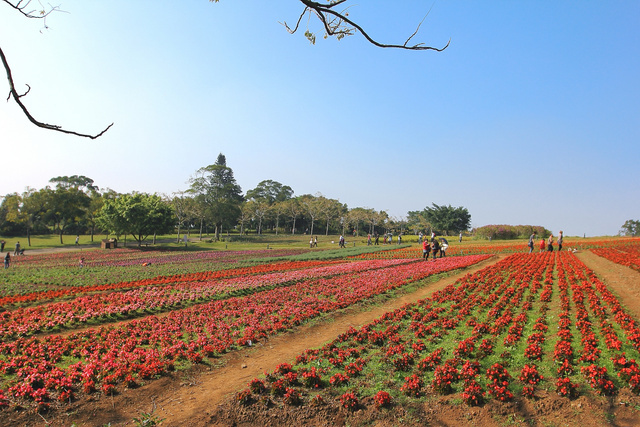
top-left (236, 250), bottom-right (640, 414)
top-left (591, 239), bottom-right (640, 272)
top-left (0, 251), bottom-right (489, 412)
top-left (0, 247), bottom-right (310, 293)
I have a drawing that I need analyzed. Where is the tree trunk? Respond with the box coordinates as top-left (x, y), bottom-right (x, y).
top-left (59, 230), bottom-right (64, 245)
top-left (275, 216), bottom-right (279, 235)
top-left (27, 227), bottom-right (31, 247)
top-left (199, 218), bottom-right (203, 241)
top-left (291, 217), bottom-right (296, 235)
top-left (176, 224), bottom-right (181, 243)
top-left (153, 232), bottom-right (157, 245)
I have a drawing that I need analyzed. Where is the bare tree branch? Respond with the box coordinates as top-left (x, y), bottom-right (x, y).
top-left (1, 45), bottom-right (113, 139)
top-left (2, 0), bottom-right (112, 138)
top-left (286, 0), bottom-right (450, 51)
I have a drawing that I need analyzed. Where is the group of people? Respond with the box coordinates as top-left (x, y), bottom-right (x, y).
top-left (422, 236), bottom-right (449, 260)
top-left (528, 231), bottom-right (564, 253)
top-left (308, 236), bottom-right (318, 248)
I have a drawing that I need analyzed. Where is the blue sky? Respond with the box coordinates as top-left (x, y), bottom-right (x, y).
top-left (0, 1), bottom-right (638, 236)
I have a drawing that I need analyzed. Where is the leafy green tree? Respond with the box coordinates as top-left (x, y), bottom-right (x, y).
top-left (300, 194), bottom-right (324, 236)
top-left (245, 180), bottom-right (294, 204)
top-left (49, 175), bottom-right (98, 192)
top-left (0, 193), bottom-right (24, 236)
top-left (98, 193), bottom-right (174, 247)
top-left (238, 201), bottom-right (254, 235)
top-left (317, 196), bottom-right (347, 235)
top-left (172, 191), bottom-right (194, 243)
top-left (270, 201), bottom-right (288, 235)
top-left (419, 203), bottom-right (471, 236)
top-left (188, 154), bottom-right (244, 241)
top-left (41, 186), bottom-right (91, 244)
top-left (620, 220), bottom-right (640, 237)
top-left (283, 198), bottom-right (303, 234)
top-left (407, 209), bottom-right (432, 235)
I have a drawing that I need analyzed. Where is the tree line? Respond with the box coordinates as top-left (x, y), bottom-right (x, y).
top-left (0, 154), bottom-right (471, 247)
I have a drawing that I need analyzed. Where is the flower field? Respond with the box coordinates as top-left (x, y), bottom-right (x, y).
top-left (0, 247), bottom-right (310, 294)
top-left (228, 249), bottom-right (640, 423)
top-left (0, 249), bottom-right (489, 413)
top-left (591, 240), bottom-right (640, 272)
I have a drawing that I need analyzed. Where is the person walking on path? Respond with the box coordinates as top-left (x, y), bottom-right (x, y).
top-left (75, 235), bottom-right (80, 246)
top-left (339, 235), bottom-right (345, 248)
top-left (439, 237), bottom-right (449, 257)
top-left (374, 233), bottom-right (379, 245)
top-left (13, 241), bottom-right (20, 256)
top-left (313, 236), bottom-right (318, 247)
top-left (557, 231), bottom-right (564, 251)
top-left (547, 234), bottom-right (554, 252)
top-left (528, 232), bottom-right (537, 253)
top-left (459, 232), bottom-right (463, 243)
top-left (4, 253), bottom-right (10, 269)
top-left (367, 234), bottom-right (372, 246)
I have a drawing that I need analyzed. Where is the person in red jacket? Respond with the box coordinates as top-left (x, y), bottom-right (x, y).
top-left (422, 239), bottom-right (431, 260)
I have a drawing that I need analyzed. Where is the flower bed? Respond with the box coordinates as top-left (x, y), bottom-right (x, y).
top-left (0, 254), bottom-right (489, 410)
top-left (237, 251), bottom-right (640, 413)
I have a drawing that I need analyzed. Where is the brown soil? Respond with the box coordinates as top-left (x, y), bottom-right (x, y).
top-left (6, 251), bottom-right (640, 427)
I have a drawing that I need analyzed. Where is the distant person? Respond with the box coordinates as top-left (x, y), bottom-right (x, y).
top-left (75, 235), bottom-right (80, 246)
top-left (79, 257), bottom-right (85, 268)
top-left (339, 235), bottom-right (345, 248)
top-left (397, 234), bottom-right (402, 245)
top-left (374, 233), bottom-right (379, 245)
top-left (547, 234), bottom-right (554, 252)
top-left (422, 239), bottom-right (431, 260)
top-left (431, 238), bottom-right (440, 260)
top-left (13, 241), bottom-right (20, 256)
top-left (0, 240), bottom-right (4, 252)
top-left (418, 232), bottom-right (423, 243)
top-left (4, 253), bottom-right (9, 269)
top-left (313, 236), bottom-right (318, 247)
top-left (557, 231), bottom-right (564, 251)
top-left (528, 232), bottom-right (537, 253)
top-left (539, 238), bottom-right (546, 253)
top-left (439, 237), bottom-right (449, 257)
top-left (367, 234), bottom-right (372, 246)
top-left (309, 237), bottom-right (313, 248)
top-left (459, 232), bottom-right (462, 243)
